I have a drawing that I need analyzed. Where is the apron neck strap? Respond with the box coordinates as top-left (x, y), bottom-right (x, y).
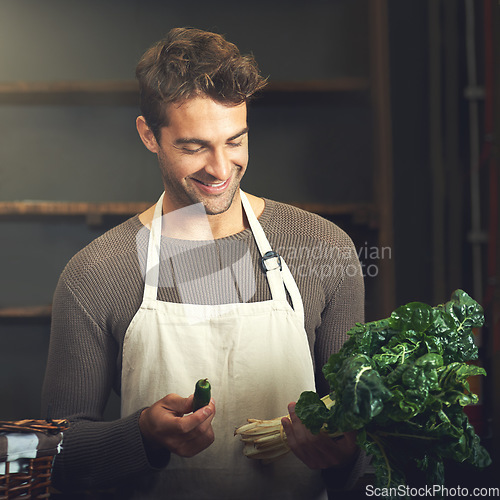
top-left (240, 191), bottom-right (304, 322)
top-left (143, 192), bottom-right (164, 301)
top-left (240, 191), bottom-right (287, 302)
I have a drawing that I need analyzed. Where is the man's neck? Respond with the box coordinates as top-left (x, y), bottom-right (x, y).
top-left (139, 191), bottom-right (265, 240)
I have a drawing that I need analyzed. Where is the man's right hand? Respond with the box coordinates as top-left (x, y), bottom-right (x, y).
top-left (139, 393), bottom-right (215, 458)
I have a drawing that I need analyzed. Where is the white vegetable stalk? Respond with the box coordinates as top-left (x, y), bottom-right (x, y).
top-left (234, 394), bottom-right (335, 463)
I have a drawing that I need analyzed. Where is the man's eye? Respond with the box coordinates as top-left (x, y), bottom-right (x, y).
top-left (182, 146), bottom-right (203, 154)
top-left (228, 141), bottom-right (243, 148)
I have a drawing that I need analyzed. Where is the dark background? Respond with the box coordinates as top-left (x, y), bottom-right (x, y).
top-left (0, 0), bottom-right (498, 490)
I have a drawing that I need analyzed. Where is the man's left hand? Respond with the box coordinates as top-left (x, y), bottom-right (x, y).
top-left (281, 402), bottom-right (359, 470)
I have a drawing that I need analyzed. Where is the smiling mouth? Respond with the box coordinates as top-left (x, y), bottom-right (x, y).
top-left (192, 177), bottom-right (231, 192)
top-left (198, 180), bottom-right (226, 187)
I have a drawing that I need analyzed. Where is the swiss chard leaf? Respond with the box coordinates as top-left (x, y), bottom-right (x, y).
top-left (295, 289), bottom-right (491, 495)
top-left (327, 354), bottom-right (392, 431)
top-left (445, 289), bottom-right (485, 332)
top-left (389, 302), bottom-right (435, 334)
top-left (295, 391), bottom-right (332, 435)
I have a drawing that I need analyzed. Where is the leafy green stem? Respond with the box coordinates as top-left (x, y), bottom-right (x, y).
top-left (375, 431), bottom-right (439, 441)
top-left (368, 431), bottom-right (392, 488)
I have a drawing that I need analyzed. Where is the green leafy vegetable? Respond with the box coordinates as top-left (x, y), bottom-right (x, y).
top-left (295, 290), bottom-right (491, 496)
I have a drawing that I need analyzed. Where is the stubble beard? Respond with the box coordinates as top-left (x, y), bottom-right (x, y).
top-left (199, 178), bottom-right (241, 216)
top-left (161, 165), bottom-right (243, 216)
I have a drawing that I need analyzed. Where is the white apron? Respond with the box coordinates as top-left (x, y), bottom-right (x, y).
top-left (120, 191), bottom-right (327, 499)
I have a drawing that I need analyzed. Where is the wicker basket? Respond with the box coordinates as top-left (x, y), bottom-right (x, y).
top-left (0, 419), bottom-right (68, 500)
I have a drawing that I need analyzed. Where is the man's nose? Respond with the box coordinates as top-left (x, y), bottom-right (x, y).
top-left (205, 148), bottom-right (231, 180)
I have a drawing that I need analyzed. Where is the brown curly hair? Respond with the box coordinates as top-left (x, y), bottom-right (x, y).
top-left (136, 27), bottom-right (268, 139)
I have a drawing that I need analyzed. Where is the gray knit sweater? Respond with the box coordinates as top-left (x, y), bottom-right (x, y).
top-left (42, 198), bottom-right (365, 493)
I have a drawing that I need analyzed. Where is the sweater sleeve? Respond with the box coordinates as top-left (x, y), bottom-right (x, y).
top-left (313, 236), bottom-right (365, 396)
top-left (41, 276), bottom-right (169, 491)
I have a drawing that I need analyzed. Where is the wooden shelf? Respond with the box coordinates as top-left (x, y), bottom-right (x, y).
top-left (0, 78), bottom-right (370, 105)
top-left (0, 80), bottom-right (139, 105)
top-left (0, 200), bottom-right (152, 225)
top-left (265, 78), bottom-right (369, 93)
top-left (0, 305), bottom-right (52, 320)
top-left (0, 200), bottom-right (151, 217)
top-left (0, 200), bottom-right (377, 225)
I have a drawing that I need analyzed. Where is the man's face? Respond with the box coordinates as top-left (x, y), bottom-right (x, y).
top-left (154, 96), bottom-right (249, 216)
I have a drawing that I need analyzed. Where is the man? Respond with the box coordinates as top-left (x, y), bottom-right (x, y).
top-left (42, 28), bottom-right (366, 499)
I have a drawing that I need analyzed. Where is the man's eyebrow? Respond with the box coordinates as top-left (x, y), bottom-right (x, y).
top-left (174, 127), bottom-right (249, 146)
top-left (174, 137), bottom-right (209, 147)
top-left (227, 127), bottom-right (249, 142)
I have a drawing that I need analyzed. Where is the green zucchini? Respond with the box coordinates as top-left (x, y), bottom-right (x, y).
top-left (193, 378), bottom-right (211, 412)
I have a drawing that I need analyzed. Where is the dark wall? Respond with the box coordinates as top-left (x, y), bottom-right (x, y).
top-left (0, 0), bottom-right (373, 420)
top-left (4, 0), bottom-right (483, 430)
top-left (1, 4), bottom-right (495, 483)
top-left (388, 0), bottom-right (432, 306)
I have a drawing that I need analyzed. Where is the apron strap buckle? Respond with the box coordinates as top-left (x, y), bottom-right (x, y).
top-left (261, 251), bottom-right (282, 273)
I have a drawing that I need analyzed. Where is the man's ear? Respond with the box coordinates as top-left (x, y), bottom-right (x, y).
top-left (136, 116), bottom-right (160, 153)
